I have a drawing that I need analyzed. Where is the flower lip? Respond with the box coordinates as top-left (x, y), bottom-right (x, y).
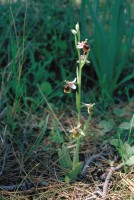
top-left (64, 84), bottom-right (71, 93)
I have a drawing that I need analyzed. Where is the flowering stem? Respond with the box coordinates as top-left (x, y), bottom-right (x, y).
top-left (74, 67), bottom-right (82, 165)
top-left (73, 135), bottom-right (80, 166)
top-left (72, 24), bottom-right (90, 168)
top-left (77, 68), bottom-right (81, 122)
top-left (75, 37), bottom-right (80, 64)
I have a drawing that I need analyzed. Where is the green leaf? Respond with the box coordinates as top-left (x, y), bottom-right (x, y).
top-left (65, 175), bottom-right (70, 184)
top-left (27, 114), bottom-right (49, 158)
top-left (58, 144), bottom-right (73, 169)
top-left (98, 119), bottom-right (115, 134)
top-left (125, 144), bottom-right (134, 156)
top-left (118, 122), bottom-right (130, 130)
top-left (85, 0), bottom-right (134, 98)
top-left (40, 82), bottom-right (52, 96)
top-left (114, 107), bottom-right (130, 117)
top-left (68, 162), bottom-right (82, 180)
top-left (50, 131), bottom-right (64, 144)
top-left (110, 139), bottom-right (120, 147)
top-left (118, 117), bottom-right (134, 130)
top-left (125, 155), bottom-right (134, 166)
top-left (123, 143), bottom-right (132, 158)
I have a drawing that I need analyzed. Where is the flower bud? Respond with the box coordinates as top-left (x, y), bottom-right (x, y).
top-left (71, 29), bottom-right (77, 35)
top-left (75, 23), bottom-right (79, 32)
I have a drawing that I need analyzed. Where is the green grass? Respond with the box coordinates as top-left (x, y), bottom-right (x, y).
top-left (0, 0), bottom-right (79, 174)
top-left (80, 0), bottom-right (134, 102)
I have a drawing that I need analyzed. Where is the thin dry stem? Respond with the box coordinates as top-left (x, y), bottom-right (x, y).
top-left (102, 162), bottom-right (124, 197)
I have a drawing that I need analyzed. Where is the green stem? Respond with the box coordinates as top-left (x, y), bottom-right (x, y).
top-left (75, 66), bottom-right (82, 165)
top-left (78, 67), bottom-right (82, 122)
top-left (73, 136), bottom-right (80, 166)
top-left (76, 137), bottom-right (80, 163)
top-left (74, 57), bottom-right (83, 166)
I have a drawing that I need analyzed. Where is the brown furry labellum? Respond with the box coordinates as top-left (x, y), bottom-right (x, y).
top-left (64, 84), bottom-right (71, 93)
top-left (72, 129), bottom-right (79, 138)
top-left (83, 42), bottom-right (90, 53)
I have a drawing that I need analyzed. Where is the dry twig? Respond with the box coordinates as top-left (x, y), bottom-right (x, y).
top-left (102, 162), bottom-right (124, 197)
top-left (81, 153), bottom-right (106, 175)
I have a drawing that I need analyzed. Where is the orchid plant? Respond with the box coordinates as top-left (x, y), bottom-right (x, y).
top-left (58, 23), bottom-right (95, 182)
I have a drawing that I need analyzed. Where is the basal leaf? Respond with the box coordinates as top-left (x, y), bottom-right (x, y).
top-left (98, 119), bottom-right (114, 134)
top-left (123, 143), bottom-right (132, 158)
top-left (65, 175), bottom-right (70, 184)
top-left (110, 139), bottom-right (120, 147)
top-left (125, 155), bottom-right (134, 166)
top-left (68, 162), bottom-right (82, 180)
top-left (40, 82), bottom-right (52, 96)
top-left (58, 144), bottom-right (73, 169)
top-left (118, 122), bottom-right (130, 130)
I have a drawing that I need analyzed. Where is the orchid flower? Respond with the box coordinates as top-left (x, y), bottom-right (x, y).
top-left (69, 122), bottom-right (85, 138)
top-left (82, 103), bottom-right (95, 115)
top-left (64, 78), bottom-right (77, 93)
top-left (77, 55), bottom-right (90, 64)
top-left (77, 39), bottom-right (90, 53)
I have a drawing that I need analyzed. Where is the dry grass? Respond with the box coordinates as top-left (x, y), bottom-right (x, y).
top-left (0, 101), bottom-right (134, 200)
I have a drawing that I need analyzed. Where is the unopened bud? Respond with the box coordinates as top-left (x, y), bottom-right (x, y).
top-left (71, 29), bottom-right (77, 35)
top-left (75, 23), bottom-right (79, 32)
